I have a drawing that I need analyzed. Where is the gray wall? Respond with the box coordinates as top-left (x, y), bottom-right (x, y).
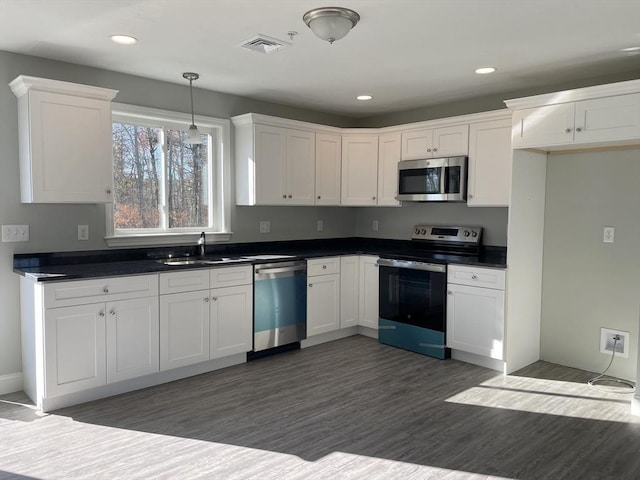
top-left (541, 148), bottom-right (640, 381)
top-left (354, 204), bottom-right (508, 246)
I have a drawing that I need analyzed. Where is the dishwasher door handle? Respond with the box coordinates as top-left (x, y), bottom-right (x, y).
top-left (255, 265), bottom-right (307, 276)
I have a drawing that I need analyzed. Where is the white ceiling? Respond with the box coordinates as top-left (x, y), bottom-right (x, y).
top-left (1, 0), bottom-right (639, 118)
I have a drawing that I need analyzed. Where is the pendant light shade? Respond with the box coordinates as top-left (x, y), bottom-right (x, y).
top-left (182, 72), bottom-right (203, 145)
top-left (303, 7), bottom-right (360, 44)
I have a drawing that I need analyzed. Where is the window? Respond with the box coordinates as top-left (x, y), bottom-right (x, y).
top-left (107, 104), bottom-right (230, 246)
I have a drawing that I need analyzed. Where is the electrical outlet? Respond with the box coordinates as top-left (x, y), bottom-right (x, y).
top-left (78, 225), bottom-right (89, 241)
top-left (259, 221), bottom-right (270, 234)
top-left (600, 328), bottom-right (629, 358)
top-left (603, 226), bottom-right (614, 243)
top-left (2, 224), bottom-right (29, 242)
top-left (317, 220), bottom-right (324, 232)
top-left (372, 220), bottom-right (379, 231)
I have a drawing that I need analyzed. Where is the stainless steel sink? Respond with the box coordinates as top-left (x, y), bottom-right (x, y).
top-left (159, 257), bottom-right (250, 266)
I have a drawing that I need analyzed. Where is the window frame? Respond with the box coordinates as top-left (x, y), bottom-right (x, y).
top-left (106, 103), bottom-right (231, 247)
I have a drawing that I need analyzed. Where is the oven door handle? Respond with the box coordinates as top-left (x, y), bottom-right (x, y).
top-left (377, 258), bottom-right (446, 273)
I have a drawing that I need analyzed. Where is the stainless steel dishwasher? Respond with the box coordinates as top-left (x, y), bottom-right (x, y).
top-left (253, 261), bottom-right (307, 352)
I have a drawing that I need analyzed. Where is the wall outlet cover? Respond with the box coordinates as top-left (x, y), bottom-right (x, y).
top-left (600, 327), bottom-right (629, 358)
top-left (603, 226), bottom-right (614, 243)
top-left (259, 221), bottom-right (270, 233)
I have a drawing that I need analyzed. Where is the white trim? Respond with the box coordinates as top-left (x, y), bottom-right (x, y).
top-left (300, 327), bottom-right (359, 348)
top-left (632, 394), bottom-right (640, 416)
top-left (504, 79), bottom-right (640, 110)
top-left (0, 372), bottom-right (23, 395)
top-left (105, 231), bottom-right (232, 248)
top-left (9, 75), bottom-right (118, 100)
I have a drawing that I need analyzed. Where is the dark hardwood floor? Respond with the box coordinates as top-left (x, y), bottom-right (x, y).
top-left (1, 335), bottom-right (639, 479)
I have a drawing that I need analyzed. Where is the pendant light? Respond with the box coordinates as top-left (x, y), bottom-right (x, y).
top-left (182, 72), bottom-right (203, 145)
top-left (303, 7), bottom-right (360, 44)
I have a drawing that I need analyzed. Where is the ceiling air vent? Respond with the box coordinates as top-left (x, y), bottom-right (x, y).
top-left (238, 34), bottom-right (291, 54)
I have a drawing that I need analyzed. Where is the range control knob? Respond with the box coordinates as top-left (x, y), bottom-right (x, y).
top-left (414, 228), bottom-right (421, 235)
top-left (421, 228), bottom-right (427, 235)
top-left (471, 231), bottom-right (478, 237)
top-left (463, 230), bottom-right (470, 237)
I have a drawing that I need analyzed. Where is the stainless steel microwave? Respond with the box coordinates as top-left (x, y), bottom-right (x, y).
top-left (397, 156), bottom-right (468, 202)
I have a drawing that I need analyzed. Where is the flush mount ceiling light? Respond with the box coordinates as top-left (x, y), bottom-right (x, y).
top-left (475, 67), bottom-right (497, 74)
top-left (303, 7), bottom-right (360, 44)
top-left (356, 95), bottom-right (373, 101)
top-left (182, 72), bottom-right (204, 145)
top-left (110, 34), bottom-right (137, 45)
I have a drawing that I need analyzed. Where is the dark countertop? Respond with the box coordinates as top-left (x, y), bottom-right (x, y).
top-left (14, 237), bottom-right (507, 282)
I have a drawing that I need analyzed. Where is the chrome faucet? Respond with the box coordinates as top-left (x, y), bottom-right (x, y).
top-left (198, 231), bottom-right (206, 257)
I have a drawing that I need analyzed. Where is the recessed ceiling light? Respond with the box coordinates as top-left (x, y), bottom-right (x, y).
top-left (110, 34), bottom-right (138, 45)
top-left (620, 46), bottom-right (640, 54)
top-left (475, 67), bottom-right (496, 74)
top-left (356, 95), bottom-right (373, 101)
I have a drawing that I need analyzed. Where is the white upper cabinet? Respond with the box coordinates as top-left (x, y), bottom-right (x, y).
top-left (467, 117), bottom-right (513, 207)
top-left (341, 135), bottom-right (379, 206)
top-left (233, 114), bottom-right (316, 206)
top-left (9, 76), bottom-right (118, 203)
top-left (315, 133), bottom-right (342, 205)
top-left (507, 81), bottom-right (640, 150)
top-left (401, 124), bottom-right (469, 160)
top-left (377, 133), bottom-right (401, 206)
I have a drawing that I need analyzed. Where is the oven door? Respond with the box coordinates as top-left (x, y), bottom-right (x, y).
top-left (378, 259), bottom-right (446, 331)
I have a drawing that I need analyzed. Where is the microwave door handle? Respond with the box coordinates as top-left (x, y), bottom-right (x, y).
top-left (439, 165), bottom-right (446, 194)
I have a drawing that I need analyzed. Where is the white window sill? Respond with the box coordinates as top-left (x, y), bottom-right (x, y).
top-left (105, 232), bottom-right (233, 248)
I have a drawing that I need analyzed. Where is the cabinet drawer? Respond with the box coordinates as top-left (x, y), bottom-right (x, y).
top-left (44, 274), bottom-right (159, 308)
top-left (307, 257), bottom-right (341, 276)
top-left (210, 265), bottom-right (253, 288)
top-left (160, 270), bottom-right (209, 294)
top-left (448, 265), bottom-right (505, 290)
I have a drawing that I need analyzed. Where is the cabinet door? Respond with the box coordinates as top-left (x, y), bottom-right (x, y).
top-left (512, 103), bottom-right (575, 148)
top-left (307, 273), bottom-right (341, 336)
top-left (574, 93), bottom-right (640, 144)
top-left (315, 133), bottom-right (342, 205)
top-left (432, 124), bottom-right (469, 156)
top-left (377, 133), bottom-right (401, 206)
top-left (359, 256), bottom-right (379, 330)
top-left (160, 290), bottom-right (210, 370)
top-left (44, 303), bottom-right (106, 396)
top-left (255, 124), bottom-right (287, 205)
top-left (446, 283), bottom-right (504, 360)
top-left (467, 119), bottom-right (512, 207)
top-left (341, 135), bottom-right (379, 205)
top-left (340, 256), bottom-right (359, 328)
top-left (286, 129), bottom-right (315, 205)
top-left (106, 297), bottom-right (159, 383)
top-left (210, 284), bottom-right (253, 358)
top-left (401, 129), bottom-right (433, 160)
top-left (23, 90), bottom-right (113, 203)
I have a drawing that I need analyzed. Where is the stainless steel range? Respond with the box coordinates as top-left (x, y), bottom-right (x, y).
top-left (377, 225), bottom-right (482, 359)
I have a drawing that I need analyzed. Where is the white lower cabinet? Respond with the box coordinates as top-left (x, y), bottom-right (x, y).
top-left (307, 257), bottom-right (341, 336)
top-left (339, 256), bottom-right (360, 328)
top-left (160, 290), bottom-right (211, 371)
top-left (159, 265), bottom-right (253, 370)
top-left (359, 255), bottom-right (379, 330)
top-left (106, 297), bottom-right (159, 383)
top-left (210, 284), bottom-right (253, 358)
top-left (446, 265), bottom-right (505, 360)
top-left (44, 303), bottom-right (107, 397)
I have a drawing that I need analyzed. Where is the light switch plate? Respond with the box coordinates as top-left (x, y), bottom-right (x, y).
top-left (2, 224), bottom-right (29, 242)
top-left (78, 225), bottom-right (89, 241)
top-left (603, 226), bottom-right (614, 243)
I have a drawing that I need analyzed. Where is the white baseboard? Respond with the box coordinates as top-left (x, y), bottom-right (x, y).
top-left (301, 327), bottom-right (359, 348)
top-left (632, 394), bottom-right (640, 416)
top-left (452, 350), bottom-right (506, 373)
top-left (357, 326), bottom-right (378, 339)
top-left (0, 372), bottom-right (23, 395)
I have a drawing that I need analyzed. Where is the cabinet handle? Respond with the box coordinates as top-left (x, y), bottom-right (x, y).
top-left (565, 128), bottom-right (572, 133)
top-left (103, 287), bottom-right (109, 294)
top-left (576, 127), bottom-right (583, 132)
top-left (372, 196), bottom-right (376, 200)
top-left (447, 290), bottom-right (452, 295)
top-left (427, 148), bottom-right (432, 152)
top-left (204, 297), bottom-right (209, 303)
top-left (99, 311), bottom-right (105, 317)
top-left (322, 265), bottom-right (327, 269)
top-left (106, 189), bottom-right (112, 195)
top-left (211, 297), bottom-right (217, 302)
top-left (471, 275), bottom-right (478, 280)
top-left (433, 147), bottom-right (438, 152)
top-left (288, 195), bottom-right (292, 199)
top-left (110, 310), bottom-right (116, 316)
top-left (317, 195), bottom-right (321, 200)
top-left (468, 194), bottom-right (473, 199)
